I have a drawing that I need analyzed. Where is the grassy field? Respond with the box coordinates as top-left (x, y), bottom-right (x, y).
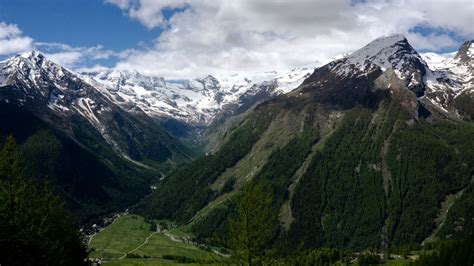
top-left (89, 214), bottom-right (225, 265)
top-left (102, 258), bottom-right (178, 265)
top-left (102, 259), bottom-right (204, 266)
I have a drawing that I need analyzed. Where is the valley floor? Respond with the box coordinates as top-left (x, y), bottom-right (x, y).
top-left (88, 214), bottom-right (227, 265)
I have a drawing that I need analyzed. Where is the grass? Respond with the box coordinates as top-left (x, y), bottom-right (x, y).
top-left (167, 227), bottom-right (191, 238)
top-left (102, 258), bottom-right (200, 266)
top-left (133, 233), bottom-right (218, 260)
top-left (90, 215), bottom-right (152, 259)
top-left (89, 214), bottom-right (224, 264)
top-left (382, 259), bottom-right (411, 265)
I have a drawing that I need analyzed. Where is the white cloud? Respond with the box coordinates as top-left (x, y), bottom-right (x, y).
top-left (105, 0), bottom-right (188, 28)
top-left (75, 64), bottom-right (111, 74)
top-left (410, 0), bottom-right (474, 37)
top-left (43, 51), bottom-right (83, 67)
top-left (35, 42), bottom-right (121, 68)
top-left (0, 21), bottom-right (128, 72)
top-left (104, 0), bottom-right (474, 78)
top-left (104, 0), bottom-right (131, 10)
top-left (0, 22), bottom-right (33, 55)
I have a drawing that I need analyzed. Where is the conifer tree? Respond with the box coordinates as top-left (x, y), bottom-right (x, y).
top-left (228, 183), bottom-right (278, 265)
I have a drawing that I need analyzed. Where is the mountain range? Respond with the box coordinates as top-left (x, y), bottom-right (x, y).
top-left (82, 64), bottom-right (317, 127)
top-left (0, 34), bottom-right (473, 249)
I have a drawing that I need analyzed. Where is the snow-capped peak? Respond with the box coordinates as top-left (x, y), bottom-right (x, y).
top-left (347, 34), bottom-right (425, 77)
top-left (327, 34), bottom-right (427, 95)
top-left (349, 34), bottom-right (403, 54)
top-left (1, 50), bottom-right (75, 90)
top-left (347, 34), bottom-right (408, 62)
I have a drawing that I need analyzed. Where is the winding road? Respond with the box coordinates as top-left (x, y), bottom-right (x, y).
top-left (118, 231), bottom-right (159, 259)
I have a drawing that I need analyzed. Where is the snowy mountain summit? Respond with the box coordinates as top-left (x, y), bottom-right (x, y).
top-left (328, 34), bottom-right (428, 96)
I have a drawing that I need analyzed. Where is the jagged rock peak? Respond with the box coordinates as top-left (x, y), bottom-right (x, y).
top-left (454, 40), bottom-right (474, 64)
top-left (198, 75), bottom-right (221, 90)
top-left (9, 50), bottom-right (48, 69)
top-left (7, 50), bottom-right (61, 71)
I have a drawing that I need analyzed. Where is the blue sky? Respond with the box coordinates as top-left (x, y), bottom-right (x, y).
top-left (0, 0), bottom-right (158, 50)
top-left (0, 0), bottom-right (171, 67)
top-left (0, 0), bottom-right (472, 77)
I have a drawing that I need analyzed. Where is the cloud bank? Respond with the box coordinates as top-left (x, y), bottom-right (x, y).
top-left (2, 1), bottom-right (473, 79)
top-left (35, 42), bottom-right (132, 69)
top-left (103, 0), bottom-right (474, 78)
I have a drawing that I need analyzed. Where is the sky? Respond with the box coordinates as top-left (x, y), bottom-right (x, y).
top-left (0, 0), bottom-right (473, 78)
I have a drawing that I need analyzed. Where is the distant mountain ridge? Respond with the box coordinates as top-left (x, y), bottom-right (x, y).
top-left (0, 47), bottom-right (318, 221)
top-left (81, 64), bottom-right (317, 126)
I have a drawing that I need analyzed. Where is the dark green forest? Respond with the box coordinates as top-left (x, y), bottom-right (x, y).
top-left (190, 125), bottom-right (320, 245)
top-left (412, 237), bottom-right (474, 266)
top-left (290, 102), bottom-right (474, 249)
top-left (0, 136), bottom-right (87, 265)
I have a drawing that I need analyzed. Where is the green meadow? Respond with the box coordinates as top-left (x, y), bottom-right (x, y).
top-left (89, 214), bottom-right (225, 265)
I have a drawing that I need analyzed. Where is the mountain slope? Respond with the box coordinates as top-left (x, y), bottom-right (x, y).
top-left (137, 35), bottom-right (474, 250)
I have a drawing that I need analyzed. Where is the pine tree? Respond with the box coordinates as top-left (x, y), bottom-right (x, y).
top-left (228, 183), bottom-right (278, 265)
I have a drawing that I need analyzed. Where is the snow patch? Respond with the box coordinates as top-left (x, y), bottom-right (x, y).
top-left (75, 98), bottom-right (101, 125)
